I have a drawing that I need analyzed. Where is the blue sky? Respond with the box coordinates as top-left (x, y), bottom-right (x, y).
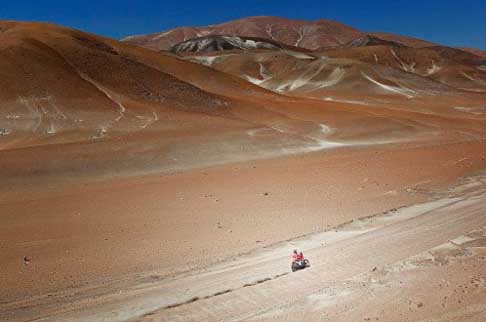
top-left (1, 0), bottom-right (485, 49)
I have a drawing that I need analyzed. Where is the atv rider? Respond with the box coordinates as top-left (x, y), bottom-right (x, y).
top-left (292, 249), bottom-right (304, 262)
top-left (291, 249), bottom-right (309, 272)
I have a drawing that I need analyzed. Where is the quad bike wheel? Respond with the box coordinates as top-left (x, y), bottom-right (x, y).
top-left (291, 259), bottom-right (310, 272)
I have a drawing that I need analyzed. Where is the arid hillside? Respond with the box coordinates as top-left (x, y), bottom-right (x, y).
top-left (0, 20), bottom-right (280, 148)
top-left (181, 45), bottom-right (486, 108)
top-left (121, 16), bottom-right (437, 51)
top-left (1, 21), bottom-right (486, 188)
top-left (0, 22), bottom-right (441, 185)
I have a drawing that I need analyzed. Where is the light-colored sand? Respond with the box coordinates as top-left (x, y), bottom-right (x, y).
top-left (245, 220), bottom-right (486, 322)
top-left (1, 140), bottom-right (486, 321)
top-left (4, 171), bottom-right (485, 322)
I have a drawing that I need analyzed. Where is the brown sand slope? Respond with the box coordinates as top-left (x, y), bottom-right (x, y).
top-left (0, 20), bottom-right (289, 149)
top-left (0, 21), bottom-right (343, 181)
top-left (5, 21), bottom-right (486, 187)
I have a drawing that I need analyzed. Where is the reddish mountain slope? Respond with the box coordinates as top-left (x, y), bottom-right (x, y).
top-left (121, 16), bottom-right (363, 50)
top-left (127, 16), bottom-right (484, 53)
top-left (2, 20), bottom-right (486, 184)
top-left (122, 16), bottom-right (485, 57)
top-left (4, 20), bottom-right (458, 182)
top-left (0, 21), bottom-right (282, 149)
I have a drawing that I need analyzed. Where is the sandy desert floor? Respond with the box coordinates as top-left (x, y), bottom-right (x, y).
top-left (1, 139), bottom-right (486, 321)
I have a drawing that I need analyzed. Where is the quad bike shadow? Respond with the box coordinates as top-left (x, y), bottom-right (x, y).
top-left (291, 259), bottom-right (310, 272)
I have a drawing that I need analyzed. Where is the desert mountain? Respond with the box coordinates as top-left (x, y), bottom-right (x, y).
top-left (122, 16), bottom-right (437, 51)
top-left (0, 20), bottom-right (439, 181)
top-left (123, 16), bottom-right (486, 94)
top-left (122, 16), bottom-right (362, 50)
top-left (184, 50), bottom-right (456, 102)
top-left (0, 20), bottom-right (280, 148)
top-left (183, 38), bottom-right (486, 106)
top-left (0, 20), bottom-right (306, 181)
top-left (1, 20), bottom-right (486, 184)
top-left (171, 25), bottom-right (486, 95)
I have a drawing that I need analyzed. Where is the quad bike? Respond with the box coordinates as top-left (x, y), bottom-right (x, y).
top-left (291, 259), bottom-right (310, 272)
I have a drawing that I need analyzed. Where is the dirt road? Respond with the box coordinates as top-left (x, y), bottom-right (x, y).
top-left (4, 176), bottom-right (484, 322)
top-left (135, 182), bottom-right (486, 322)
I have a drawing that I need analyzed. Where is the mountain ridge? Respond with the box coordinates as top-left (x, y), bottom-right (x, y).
top-left (121, 16), bottom-right (436, 51)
